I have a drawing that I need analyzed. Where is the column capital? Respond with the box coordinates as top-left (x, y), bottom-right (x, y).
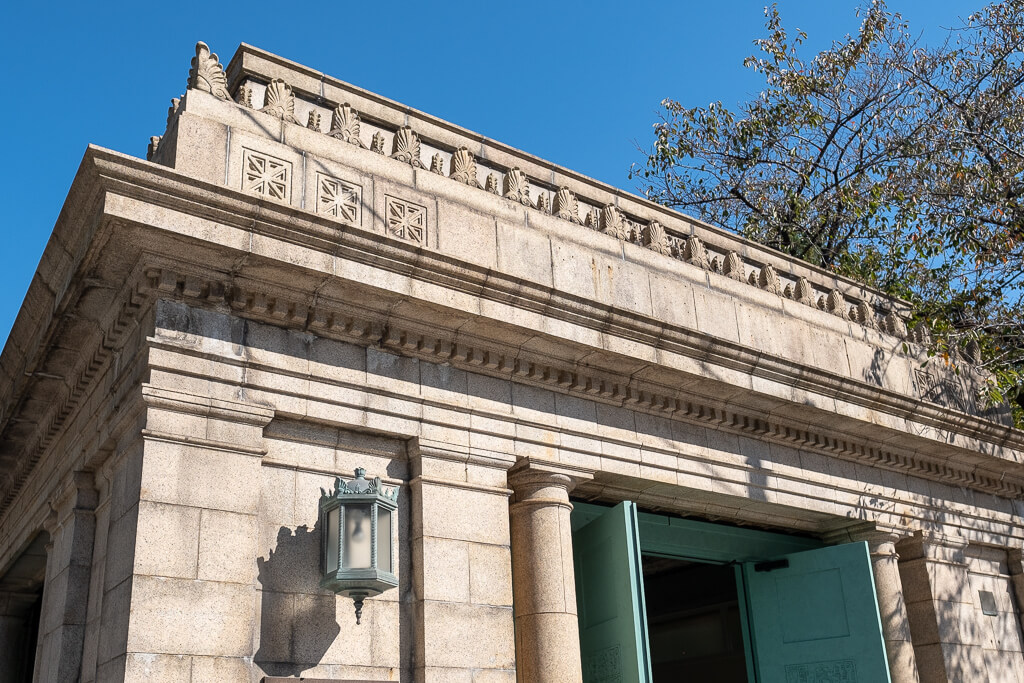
top-left (821, 521), bottom-right (915, 550)
top-left (507, 457), bottom-right (594, 488)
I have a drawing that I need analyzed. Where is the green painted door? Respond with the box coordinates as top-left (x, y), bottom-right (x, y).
top-left (742, 541), bottom-right (891, 683)
top-left (572, 501), bottom-right (653, 683)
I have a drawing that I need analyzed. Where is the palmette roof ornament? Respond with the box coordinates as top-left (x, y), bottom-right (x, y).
top-left (167, 97), bottom-right (182, 128)
top-left (883, 312), bottom-right (908, 339)
top-left (188, 42), bottom-right (231, 100)
top-left (260, 79), bottom-right (299, 123)
top-left (910, 323), bottom-right (932, 346)
top-left (722, 252), bottom-right (745, 281)
top-left (757, 264), bottom-right (783, 296)
top-left (852, 301), bottom-right (877, 329)
top-left (536, 193), bottom-right (551, 213)
top-left (449, 147), bottom-right (480, 187)
top-left (485, 173), bottom-right (501, 195)
top-left (554, 188), bottom-right (582, 224)
top-left (584, 209), bottom-right (600, 230)
top-left (391, 127), bottom-right (425, 168)
top-left (821, 290), bottom-right (848, 319)
top-left (430, 154), bottom-right (445, 175)
top-left (370, 132), bottom-right (386, 155)
top-left (965, 339), bottom-right (982, 365)
top-left (683, 236), bottom-right (712, 271)
top-left (307, 111), bottom-right (322, 132)
top-left (235, 85), bottom-right (254, 108)
top-left (789, 278), bottom-right (816, 306)
top-left (642, 221), bottom-right (671, 255)
top-left (600, 205), bottom-right (628, 240)
top-left (503, 168), bottom-right (532, 205)
top-left (328, 104), bottom-right (367, 147)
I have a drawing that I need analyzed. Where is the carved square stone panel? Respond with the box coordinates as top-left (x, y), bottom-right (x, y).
top-left (241, 148), bottom-right (291, 202)
top-left (316, 173), bottom-right (361, 224)
top-left (384, 196), bottom-right (426, 245)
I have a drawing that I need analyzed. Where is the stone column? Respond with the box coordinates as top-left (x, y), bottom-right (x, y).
top-left (865, 535), bottom-right (920, 683)
top-left (507, 458), bottom-right (592, 683)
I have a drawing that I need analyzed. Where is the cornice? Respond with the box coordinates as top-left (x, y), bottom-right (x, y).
top-left (141, 263), bottom-right (1024, 499)
top-left (84, 148), bottom-right (1015, 448)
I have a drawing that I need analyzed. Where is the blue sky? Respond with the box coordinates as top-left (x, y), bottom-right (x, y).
top-left (0, 0), bottom-right (975, 347)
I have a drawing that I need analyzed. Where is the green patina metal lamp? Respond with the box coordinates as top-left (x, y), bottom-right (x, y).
top-left (319, 468), bottom-right (399, 624)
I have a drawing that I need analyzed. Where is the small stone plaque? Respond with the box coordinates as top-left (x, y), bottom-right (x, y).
top-left (979, 589), bottom-right (998, 616)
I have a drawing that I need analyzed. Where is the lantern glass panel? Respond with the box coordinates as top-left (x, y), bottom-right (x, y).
top-left (326, 507), bottom-right (339, 574)
top-left (378, 507), bottom-right (392, 573)
top-left (343, 503), bottom-right (373, 569)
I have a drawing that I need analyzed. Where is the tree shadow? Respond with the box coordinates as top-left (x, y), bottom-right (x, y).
top-left (254, 523), bottom-right (340, 676)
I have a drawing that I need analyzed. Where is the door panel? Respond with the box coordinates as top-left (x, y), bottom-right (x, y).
top-left (572, 501), bottom-right (653, 683)
top-left (742, 541), bottom-right (891, 683)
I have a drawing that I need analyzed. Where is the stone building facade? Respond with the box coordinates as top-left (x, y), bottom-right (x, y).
top-left (0, 41), bottom-right (1022, 682)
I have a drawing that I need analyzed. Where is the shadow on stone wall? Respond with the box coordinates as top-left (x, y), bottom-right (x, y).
top-left (255, 523), bottom-right (340, 676)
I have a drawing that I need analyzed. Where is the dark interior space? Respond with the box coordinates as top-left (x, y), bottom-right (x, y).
top-left (0, 532), bottom-right (48, 682)
top-left (642, 555), bottom-right (748, 682)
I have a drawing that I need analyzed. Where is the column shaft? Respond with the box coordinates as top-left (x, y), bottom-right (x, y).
top-left (508, 461), bottom-right (589, 683)
top-left (867, 539), bottom-right (920, 683)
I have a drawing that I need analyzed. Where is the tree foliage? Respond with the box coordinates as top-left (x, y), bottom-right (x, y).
top-left (633, 0), bottom-right (1024, 419)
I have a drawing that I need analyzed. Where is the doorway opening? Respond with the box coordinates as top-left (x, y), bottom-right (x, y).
top-left (641, 556), bottom-right (748, 682)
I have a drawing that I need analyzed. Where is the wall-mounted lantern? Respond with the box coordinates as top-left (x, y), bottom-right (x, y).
top-left (319, 467), bottom-right (399, 624)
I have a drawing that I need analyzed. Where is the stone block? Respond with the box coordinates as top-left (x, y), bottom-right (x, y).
top-left (198, 509), bottom-right (259, 584)
top-left (97, 579), bottom-right (132, 666)
top-left (95, 654), bottom-right (127, 683)
top-left (257, 523), bottom-right (323, 595)
top-left (126, 576), bottom-right (254, 657)
top-left (420, 601), bottom-right (514, 669)
top-left (189, 655), bottom-right (251, 681)
top-left (260, 465), bottom-right (297, 527)
top-left (496, 220), bottom-right (552, 288)
top-left (292, 593), bottom-right (366, 667)
top-left (648, 270), bottom-right (699, 330)
top-left (124, 652), bottom-right (192, 683)
top-left (416, 482), bottom-right (510, 546)
top-left (419, 667), bottom-right (474, 683)
top-left (436, 201), bottom-right (498, 270)
top-left (133, 501), bottom-right (200, 580)
top-left (691, 287), bottom-right (740, 343)
top-left (472, 670), bottom-right (517, 683)
top-left (469, 542), bottom-right (513, 607)
top-left (254, 590), bottom-right (293, 664)
top-left (104, 506), bottom-right (139, 593)
top-left (140, 441), bottom-right (261, 514)
top-left (308, 336), bottom-right (366, 386)
top-left (419, 536), bottom-right (471, 603)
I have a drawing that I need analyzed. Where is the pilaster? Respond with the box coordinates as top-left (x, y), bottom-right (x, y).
top-left (409, 445), bottom-right (516, 683)
top-left (121, 384), bottom-right (274, 680)
top-left (896, 532), bottom-right (973, 682)
top-left (34, 471), bottom-right (98, 683)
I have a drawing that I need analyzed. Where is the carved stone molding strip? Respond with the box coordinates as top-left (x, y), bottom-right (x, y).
top-left (0, 265), bottom-right (150, 517)
top-left (140, 265), bottom-right (1024, 499)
